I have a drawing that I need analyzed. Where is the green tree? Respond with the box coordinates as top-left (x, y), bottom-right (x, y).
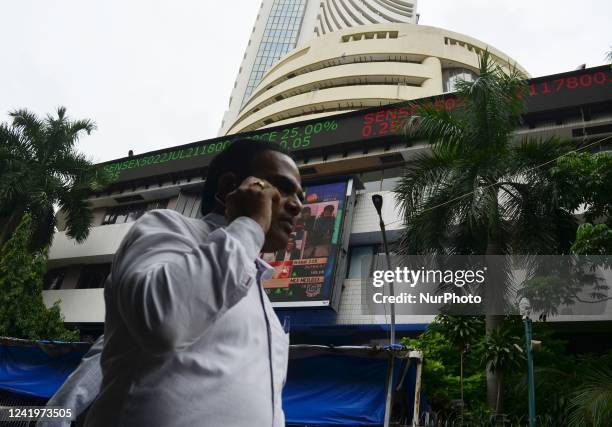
top-left (568, 364), bottom-right (612, 427)
top-left (396, 51), bottom-right (576, 412)
top-left (551, 151), bottom-right (612, 256)
top-left (0, 213), bottom-right (78, 341)
top-left (402, 318), bottom-right (488, 418)
top-left (511, 153), bottom-right (612, 314)
top-left (572, 223), bottom-right (612, 256)
top-left (432, 314), bottom-right (484, 413)
top-left (478, 321), bottom-right (525, 415)
top-left (0, 107), bottom-right (108, 251)
top-left (552, 152), bottom-right (612, 223)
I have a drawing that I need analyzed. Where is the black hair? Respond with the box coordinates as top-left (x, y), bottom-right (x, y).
top-left (323, 204), bottom-right (335, 212)
top-left (201, 138), bottom-right (290, 215)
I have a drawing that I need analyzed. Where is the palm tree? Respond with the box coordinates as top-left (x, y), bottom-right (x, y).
top-left (479, 322), bottom-right (525, 416)
top-left (567, 365), bottom-right (612, 427)
top-left (0, 107), bottom-right (108, 251)
top-left (395, 51), bottom-right (576, 413)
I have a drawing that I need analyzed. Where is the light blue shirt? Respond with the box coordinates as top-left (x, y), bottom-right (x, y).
top-left (67, 210), bottom-right (289, 427)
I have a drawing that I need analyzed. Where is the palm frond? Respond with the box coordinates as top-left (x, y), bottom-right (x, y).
top-left (9, 109), bottom-right (49, 162)
top-left (454, 51), bottom-right (527, 154)
top-left (58, 187), bottom-right (93, 243)
top-left (27, 205), bottom-right (56, 251)
top-left (395, 147), bottom-right (459, 216)
top-left (567, 365), bottom-right (612, 427)
top-left (403, 102), bottom-right (466, 149)
top-left (0, 123), bottom-right (33, 160)
top-left (68, 119), bottom-right (96, 137)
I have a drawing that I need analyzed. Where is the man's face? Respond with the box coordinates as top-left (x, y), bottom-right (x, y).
top-left (250, 151), bottom-right (304, 252)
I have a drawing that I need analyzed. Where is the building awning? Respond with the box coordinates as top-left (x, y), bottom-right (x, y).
top-left (285, 345), bottom-right (425, 426)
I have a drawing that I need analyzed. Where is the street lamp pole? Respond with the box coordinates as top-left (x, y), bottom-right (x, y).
top-left (524, 316), bottom-right (536, 427)
top-left (372, 194), bottom-right (396, 345)
top-left (373, 194), bottom-right (398, 427)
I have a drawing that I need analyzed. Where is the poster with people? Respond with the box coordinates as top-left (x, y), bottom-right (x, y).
top-left (261, 181), bottom-right (348, 305)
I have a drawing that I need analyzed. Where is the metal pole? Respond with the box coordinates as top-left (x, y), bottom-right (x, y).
top-left (524, 317), bottom-right (536, 427)
top-left (383, 354), bottom-right (395, 427)
top-left (380, 217), bottom-right (396, 345)
top-left (372, 194), bottom-right (396, 345)
top-left (412, 351), bottom-right (424, 427)
top-left (373, 195), bottom-right (397, 427)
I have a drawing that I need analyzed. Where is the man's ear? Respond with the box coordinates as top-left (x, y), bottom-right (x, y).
top-left (217, 172), bottom-right (238, 198)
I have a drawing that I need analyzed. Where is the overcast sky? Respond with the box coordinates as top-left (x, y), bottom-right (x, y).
top-left (2, 1), bottom-right (610, 163)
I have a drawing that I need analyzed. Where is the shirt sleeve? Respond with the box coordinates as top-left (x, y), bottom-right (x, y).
top-left (36, 336), bottom-right (104, 427)
top-left (110, 210), bottom-right (265, 354)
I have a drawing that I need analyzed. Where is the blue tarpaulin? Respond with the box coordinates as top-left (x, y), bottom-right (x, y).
top-left (284, 346), bottom-right (423, 427)
top-left (0, 338), bottom-right (88, 399)
top-left (0, 340), bottom-right (424, 426)
top-left (284, 355), bottom-right (387, 425)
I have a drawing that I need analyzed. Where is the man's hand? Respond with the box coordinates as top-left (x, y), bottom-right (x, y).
top-left (225, 176), bottom-right (281, 233)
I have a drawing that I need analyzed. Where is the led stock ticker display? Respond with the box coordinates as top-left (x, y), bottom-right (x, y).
top-left (101, 119), bottom-right (344, 183)
top-left (101, 66), bottom-right (612, 183)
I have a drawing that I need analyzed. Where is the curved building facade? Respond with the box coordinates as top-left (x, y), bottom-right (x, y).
top-left (315, 0), bottom-right (417, 36)
top-left (224, 23), bottom-right (528, 134)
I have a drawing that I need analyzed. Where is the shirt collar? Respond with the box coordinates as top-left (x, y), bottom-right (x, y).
top-left (255, 257), bottom-right (275, 281)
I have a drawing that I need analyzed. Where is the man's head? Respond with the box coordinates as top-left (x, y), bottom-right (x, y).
top-left (322, 205), bottom-right (335, 217)
top-left (300, 207), bottom-right (311, 219)
top-left (202, 139), bottom-right (304, 252)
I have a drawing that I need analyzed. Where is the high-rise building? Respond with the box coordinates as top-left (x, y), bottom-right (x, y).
top-left (219, 0), bottom-right (419, 135)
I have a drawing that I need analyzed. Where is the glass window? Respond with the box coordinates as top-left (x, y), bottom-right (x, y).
top-left (346, 245), bottom-right (392, 279)
top-left (443, 68), bottom-right (478, 93)
top-left (347, 246), bottom-right (375, 279)
top-left (102, 199), bottom-right (169, 225)
top-left (241, 0), bottom-right (306, 107)
top-left (77, 264), bottom-right (111, 289)
top-left (115, 212), bottom-right (128, 224)
top-left (174, 192), bottom-right (203, 219)
top-left (358, 168), bottom-right (403, 192)
top-left (359, 170), bottom-right (383, 192)
top-left (43, 268), bottom-right (66, 290)
top-left (380, 176), bottom-right (402, 191)
top-left (381, 167), bottom-right (403, 191)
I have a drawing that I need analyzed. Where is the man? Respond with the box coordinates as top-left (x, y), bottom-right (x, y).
top-left (304, 205), bottom-right (336, 258)
top-left (46, 139), bottom-right (303, 427)
top-left (295, 206), bottom-right (314, 239)
top-left (274, 236), bottom-right (301, 261)
top-left (313, 205), bottom-right (336, 238)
